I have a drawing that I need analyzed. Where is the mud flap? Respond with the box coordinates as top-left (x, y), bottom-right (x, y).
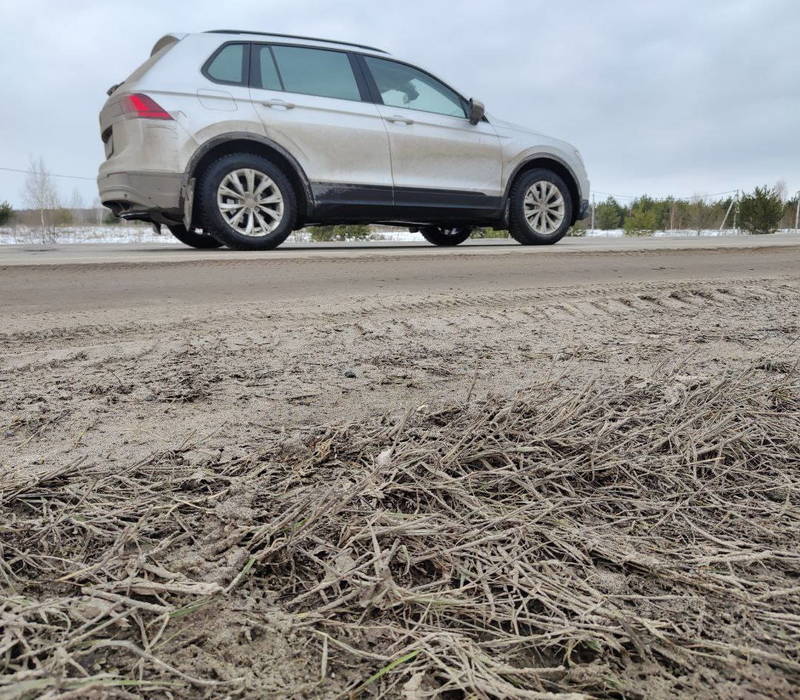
top-left (182, 178), bottom-right (195, 230)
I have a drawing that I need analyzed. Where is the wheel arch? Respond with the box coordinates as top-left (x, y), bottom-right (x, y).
top-left (183, 133), bottom-right (313, 226)
top-left (504, 156), bottom-right (582, 224)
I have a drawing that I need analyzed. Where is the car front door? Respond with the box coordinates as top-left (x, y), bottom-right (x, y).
top-left (360, 55), bottom-right (503, 212)
top-left (249, 44), bottom-right (393, 210)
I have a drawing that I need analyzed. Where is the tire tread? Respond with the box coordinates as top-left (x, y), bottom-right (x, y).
top-left (508, 168), bottom-right (572, 245)
top-left (197, 154), bottom-right (296, 251)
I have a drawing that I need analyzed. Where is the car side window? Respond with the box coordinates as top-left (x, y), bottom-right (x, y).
top-left (268, 45), bottom-right (361, 101)
top-left (364, 57), bottom-right (466, 118)
top-left (205, 43), bottom-right (246, 84)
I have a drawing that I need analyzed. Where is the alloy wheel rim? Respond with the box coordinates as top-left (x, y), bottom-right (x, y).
top-left (524, 181), bottom-right (565, 234)
top-left (217, 168), bottom-right (284, 237)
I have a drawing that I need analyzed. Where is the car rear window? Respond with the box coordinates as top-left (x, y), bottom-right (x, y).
top-left (121, 41), bottom-right (179, 88)
top-left (269, 45), bottom-right (360, 101)
top-left (205, 43), bottom-right (246, 84)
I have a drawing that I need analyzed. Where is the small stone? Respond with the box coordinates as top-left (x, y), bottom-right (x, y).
top-left (343, 369), bottom-right (357, 379)
top-left (278, 435), bottom-right (306, 455)
top-left (3, 431), bottom-right (14, 439)
top-left (376, 448), bottom-right (392, 468)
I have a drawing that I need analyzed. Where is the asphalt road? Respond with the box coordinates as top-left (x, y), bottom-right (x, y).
top-left (3, 232), bottom-right (800, 266)
top-left (1, 235), bottom-right (799, 318)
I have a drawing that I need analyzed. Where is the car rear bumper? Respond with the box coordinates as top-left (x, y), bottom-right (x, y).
top-left (97, 170), bottom-right (182, 212)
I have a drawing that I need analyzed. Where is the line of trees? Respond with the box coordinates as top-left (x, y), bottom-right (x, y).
top-left (587, 183), bottom-right (797, 236)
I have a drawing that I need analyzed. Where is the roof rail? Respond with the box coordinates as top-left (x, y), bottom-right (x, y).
top-left (205, 30), bottom-right (388, 54)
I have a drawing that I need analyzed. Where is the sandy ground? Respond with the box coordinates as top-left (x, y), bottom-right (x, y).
top-left (2, 236), bottom-right (798, 471)
top-left (2, 236), bottom-right (799, 697)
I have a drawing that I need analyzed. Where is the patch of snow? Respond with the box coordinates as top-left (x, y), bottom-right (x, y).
top-left (1, 225), bottom-right (797, 246)
top-left (0, 225), bottom-right (428, 245)
top-left (585, 228), bottom-right (800, 238)
top-left (367, 230), bottom-right (426, 242)
top-left (0, 224), bottom-right (171, 246)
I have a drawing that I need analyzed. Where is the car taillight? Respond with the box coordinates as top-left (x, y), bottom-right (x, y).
top-left (121, 93), bottom-right (173, 120)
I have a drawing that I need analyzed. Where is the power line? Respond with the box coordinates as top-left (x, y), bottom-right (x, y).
top-left (591, 190), bottom-right (638, 200)
top-left (0, 166), bottom-right (96, 181)
top-left (592, 189), bottom-right (739, 201)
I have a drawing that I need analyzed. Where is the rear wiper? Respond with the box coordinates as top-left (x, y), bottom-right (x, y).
top-left (107, 82), bottom-right (122, 96)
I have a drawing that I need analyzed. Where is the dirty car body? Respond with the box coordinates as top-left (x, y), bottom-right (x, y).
top-left (98, 31), bottom-right (589, 249)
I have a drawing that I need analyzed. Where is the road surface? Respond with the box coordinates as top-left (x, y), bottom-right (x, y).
top-left (2, 234), bottom-right (799, 318)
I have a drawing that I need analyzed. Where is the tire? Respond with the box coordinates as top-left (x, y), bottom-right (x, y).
top-left (197, 153), bottom-right (296, 251)
top-left (508, 169), bottom-right (573, 245)
top-left (166, 224), bottom-right (223, 249)
top-left (420, 226), bottom-right (472, 246)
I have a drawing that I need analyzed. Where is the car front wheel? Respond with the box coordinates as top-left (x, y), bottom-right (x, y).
top-left (508, 169), bottom-right (573, 245)
top-left (198, 153), bottom-right (296, 251)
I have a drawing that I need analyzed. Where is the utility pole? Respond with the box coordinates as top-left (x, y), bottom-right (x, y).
top-left (719, 197), bottom-right (735, 232)
top-left (733, 190), bottom-right (740, 234)
top-left (591, 193), bottom-right (596, 233)
top-left (795, 190), bottom-right (800, 232)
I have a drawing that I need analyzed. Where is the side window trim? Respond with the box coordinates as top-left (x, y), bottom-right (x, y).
top-left (249, 43), bottom-right (285, 92)
top-left (247, 42), bottom-right (369, 103)
top-left (360, 55), bottom-right (469, 119)
top-left (347, 52), bottom-right (374, 103)
top-left (350, 53), bottom-right (382, 104)
top-left (201, 41), bottom-right (251, 86)
top-left (269, 45), bottom-right (286, 91)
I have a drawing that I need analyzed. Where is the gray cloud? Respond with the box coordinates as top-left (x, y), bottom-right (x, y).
top-left (1, 0), bottom-right (798, 207)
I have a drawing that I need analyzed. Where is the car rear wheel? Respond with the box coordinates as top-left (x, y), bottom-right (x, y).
top-left (198, 154), bottom-right (296, 251)
top-left (508, 169), bottom-right (573, 245)
top-left (420, 226), bottom-right (472, 246)
top-left (166, 224), bottom-right (223, 249)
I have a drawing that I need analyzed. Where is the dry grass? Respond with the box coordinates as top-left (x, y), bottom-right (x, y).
top-left (2, 363), bottom-right (799, 698)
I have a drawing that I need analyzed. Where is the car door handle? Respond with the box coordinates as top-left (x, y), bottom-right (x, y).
top-left (262, 99), bottom-right (296, 110)
top-left (385, 115), bottom-right (414, 125)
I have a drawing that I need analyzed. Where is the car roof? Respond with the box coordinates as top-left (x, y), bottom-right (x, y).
top-left (203, 30), bottom-right (392, 57)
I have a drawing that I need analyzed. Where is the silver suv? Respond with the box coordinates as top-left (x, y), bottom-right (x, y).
top-left (98, 31), bottom-right (589, 250)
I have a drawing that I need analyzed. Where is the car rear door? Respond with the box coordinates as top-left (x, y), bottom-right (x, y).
top-left (360, 55), bottom-right (503, 210)
top-left (249, 44), bottom-right (393, 207)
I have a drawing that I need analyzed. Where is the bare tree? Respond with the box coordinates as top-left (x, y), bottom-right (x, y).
top-left (69, 188), bottom-right (86, 225)
top-left (22, 156), bottom-right (60, 242)
top-left (685, 195), bottom-right (717, 234)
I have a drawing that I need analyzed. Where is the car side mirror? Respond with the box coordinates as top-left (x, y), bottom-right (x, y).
top-left (468, 98), bottom-right (485, 125)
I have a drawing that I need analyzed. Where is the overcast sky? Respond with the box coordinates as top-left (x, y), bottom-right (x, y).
top-left (1, 0), bottom-right (798, 208)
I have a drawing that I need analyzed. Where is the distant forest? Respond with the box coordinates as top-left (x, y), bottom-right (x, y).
top-left (582, 183), bottom-right (798, 234)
